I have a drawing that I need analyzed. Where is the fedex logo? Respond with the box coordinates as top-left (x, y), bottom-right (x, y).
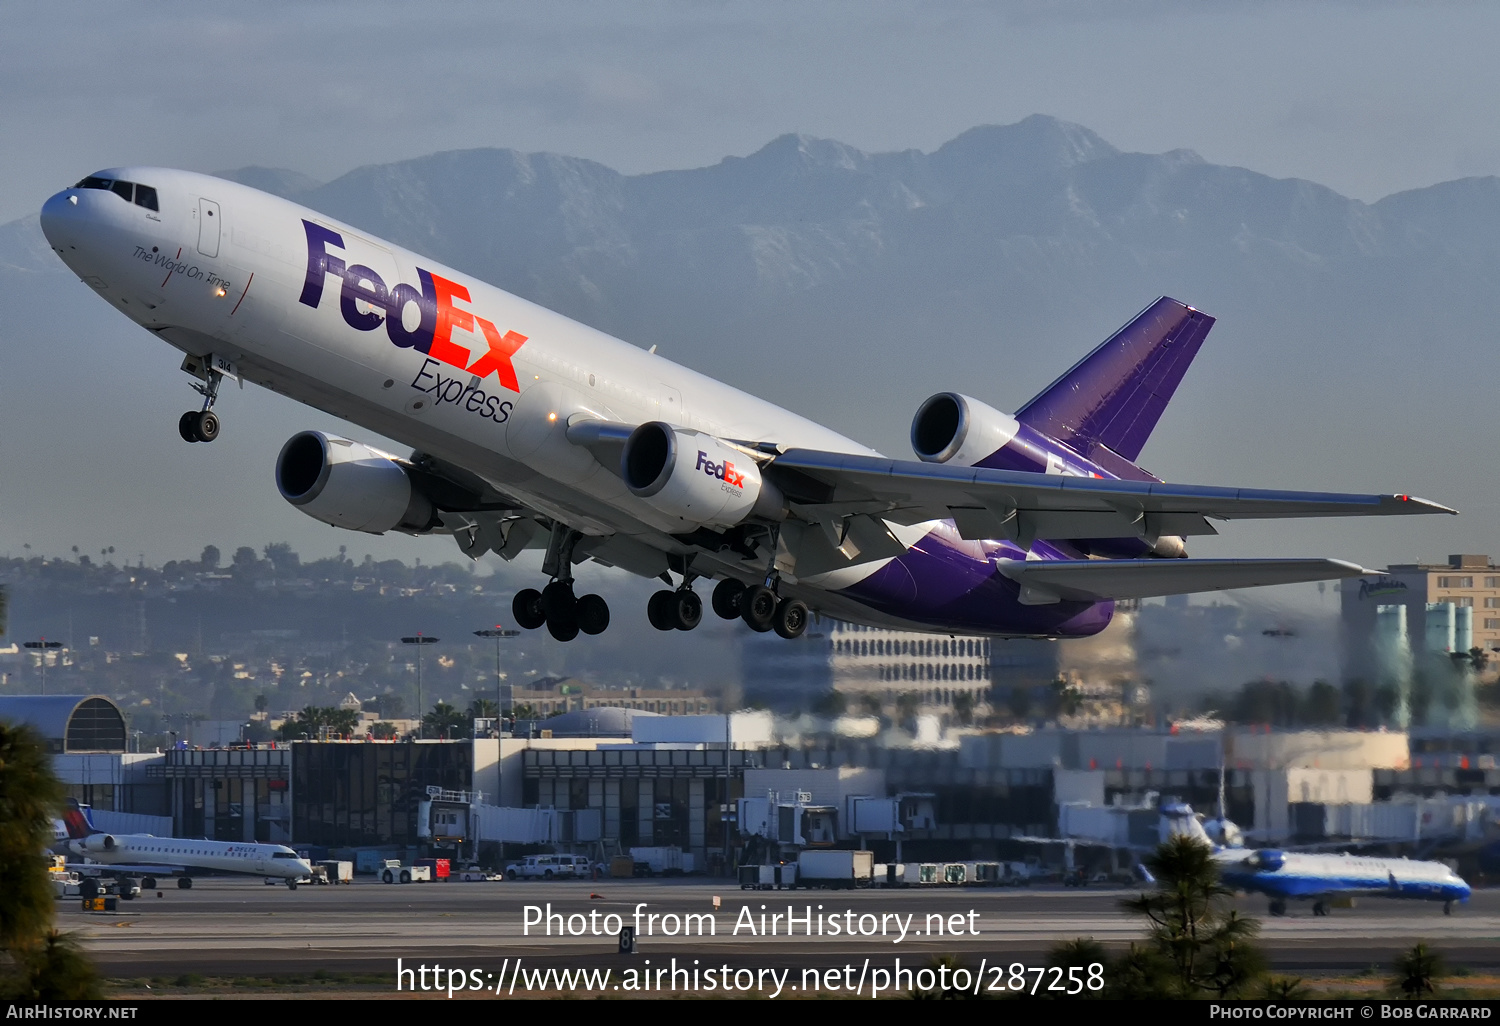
top-left (297, 221), bottom-right (526, 392)
top-left (695, 450), bottom-right (745, 489)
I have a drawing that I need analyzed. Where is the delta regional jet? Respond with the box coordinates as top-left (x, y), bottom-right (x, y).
top-left (39, 170), bottom-right (1454, 642)
top-left (57, 800), bottom-right (313, 895)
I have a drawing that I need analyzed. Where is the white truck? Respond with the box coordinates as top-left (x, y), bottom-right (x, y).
top-left (797, 850), bottom-right (874, 889)
top-left (504, 854), bottom-right (593, 880)
top-left (380, 859), bottom-right (431, 884)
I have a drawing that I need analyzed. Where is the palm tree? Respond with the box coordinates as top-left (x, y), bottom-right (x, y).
top-left (422, 701), bottom-right (468, 739)
top-left (1391, 942), bottom-right (1445, 998)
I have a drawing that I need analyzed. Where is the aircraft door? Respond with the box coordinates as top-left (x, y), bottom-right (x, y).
top-left (197, 198), bottom-right (221, 258)
top-left (657, 384), bottom-right (684, 425)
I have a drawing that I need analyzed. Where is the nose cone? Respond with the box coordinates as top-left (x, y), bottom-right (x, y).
top-left (39, 188), bottom-right (83, 251)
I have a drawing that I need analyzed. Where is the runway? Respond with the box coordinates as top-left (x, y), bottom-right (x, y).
top-left (63, 877), bottom-right (1500, 979)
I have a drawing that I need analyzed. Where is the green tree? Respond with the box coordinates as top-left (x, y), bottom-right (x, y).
top-left (200, 545), bottom-right (220, 570)
top-left (423, 701), bottom-right (467, 739)
top-left (0, 584), bottom-right (7, 636)
top-left (1390, 942), bottom-right (1445, 998)
top-left (1046, 937), bottom-right (1109, 998)
top-left (952, 691), bottom-right (975, 726)
top-left (0, 723), bottom-right (100, 998)
top-left (1007, 685), bottom-right (1031, 722)
top-left (810, 691), bottom-right (846, 716)
top-left (1119, 835), bottom-right (1266, 998)
top-left (467, 698), bottom-right (498, 719)
top-left (370, 722), bottom-right (399, 740)
top-left (1301, 681), bottom-right (1342, 725)
top-left (278, 706), bottom-right (359, 740)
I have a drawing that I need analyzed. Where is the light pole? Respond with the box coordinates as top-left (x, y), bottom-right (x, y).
top-left (23, 638), bottom-right (62, 694)
top-left (400, 634), bottom-right (439, 739)
top-left (473, 627), bottom-right (519, 738)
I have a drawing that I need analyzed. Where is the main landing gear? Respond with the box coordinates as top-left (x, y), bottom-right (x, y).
top-left (708, 578), bottom-right (810, 639)
top-left (512, 525), bottom-right (610, 642)
top-left (178, 355), bottom-right (226, 443)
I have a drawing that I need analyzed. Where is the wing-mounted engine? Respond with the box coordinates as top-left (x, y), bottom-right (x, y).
top-left (910, 392), bottom-right (1020, 467)
top-left (276, 431), bottom-right (437, 534)
top-left (620, 422), bottom-right (784, 530)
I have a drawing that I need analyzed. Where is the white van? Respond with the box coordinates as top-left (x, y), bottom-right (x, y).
top-left (504, 854), bottom-right (593, 880)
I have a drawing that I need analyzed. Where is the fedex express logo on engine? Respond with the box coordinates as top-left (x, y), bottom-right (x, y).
top-left (297, 221), bottom-right (525, 393)
top-left (696, 451), bottom-right (745, 491)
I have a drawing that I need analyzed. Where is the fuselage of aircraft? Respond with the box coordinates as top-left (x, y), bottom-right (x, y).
top-left (38, 169), bottom-right (1454, 643)
top-left (59, 802), bottom-right (312, 891)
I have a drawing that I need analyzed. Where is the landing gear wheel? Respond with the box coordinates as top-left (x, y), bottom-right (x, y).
top-left (178, 877), bottom-right (193, 890)
top-left (142, 876), bottom-right (157, 889)
top-left (1312, 900), bottom-right (1328, 917)
top-left (546, 614), bottom-right (579, 642)
top-left (671, 590), bottom-right (703, 631)
top-left (647, 590), bottom-right (677, 631)
top-left (178, 411), bottom-right (201, 443)
top-left (287, 879), bottom-right (298, 891)
top-left (576, 594), bottom-right (610, 635)
top-left (542, 581), bottom-right (577, 621)
top-left (773, 598), bottom-right (809, 639)
top-left (740, 585), bottom-right (777, 633)
top-left (1268, 899), bottom-right (1286, 917)
top-left (513, 589), bottom-right (547, 630)
top-left (712, 579), bottom-right (745, 619)
top-left (194, 410), bottom-right (220, 442)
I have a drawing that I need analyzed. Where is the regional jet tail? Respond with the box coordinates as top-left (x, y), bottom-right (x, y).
top-left (59, 800), bottom-right (312, 897)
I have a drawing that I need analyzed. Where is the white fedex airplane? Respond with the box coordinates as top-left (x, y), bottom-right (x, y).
top-left (38, 169), bottom-right (1453, 642)
top-left (58, 800), bottom-right (314, 896)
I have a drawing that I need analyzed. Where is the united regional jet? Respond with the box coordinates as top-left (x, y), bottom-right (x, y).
top-left (39, 170), bottom-right (1454, 642)
top-left (1160, 801), bottom-right (1471, 917)
top-left (58, 800), bottom-right (313, 895)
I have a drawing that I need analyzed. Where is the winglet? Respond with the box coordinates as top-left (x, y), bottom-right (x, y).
top-left (1393, 495), bottom-right (1459, 515)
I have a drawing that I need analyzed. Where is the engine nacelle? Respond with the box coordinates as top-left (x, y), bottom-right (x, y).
top-left (276, 431), bottom-right (434, 534)
top-left (79, 833), bottom-right (117, 854)
top-left (910, 392), bottom-right (1020, 466)
top-left (620, 422), bottom-right (783, 529)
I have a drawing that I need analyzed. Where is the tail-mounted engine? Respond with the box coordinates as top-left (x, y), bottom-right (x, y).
top-left (910, 392), bottom-right (1020, 467)
top-left (276, 431), bottom-right (435, 534)
top-left (620, 422), bottom-right (784, 530)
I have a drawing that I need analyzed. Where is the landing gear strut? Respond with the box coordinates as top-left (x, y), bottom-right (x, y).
top-left (512, 523), bottom-right (610, 642)
top-left (178, 355), bottom-right (228, 443)
top-left (1312, 900), bottom-right (1328, 917)
top-left (1268, 899), bottom-right (1287, 917)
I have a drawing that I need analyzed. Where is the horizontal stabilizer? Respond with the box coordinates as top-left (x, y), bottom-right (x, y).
top-left (997, 557), bottom-right (1371, 605)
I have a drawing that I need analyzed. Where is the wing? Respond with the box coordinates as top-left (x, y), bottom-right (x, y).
top-left (998, 557), bottom-right (1371, 605)
top-left (765, 448), bottom-right (1455, 548)
top-left (69, 863), bottom-right (184, 876)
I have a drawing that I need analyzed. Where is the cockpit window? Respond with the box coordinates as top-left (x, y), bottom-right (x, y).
top-left (271, 851), bottom-right (298, 859)
top-left (73, 176), bottom-right (159, 211)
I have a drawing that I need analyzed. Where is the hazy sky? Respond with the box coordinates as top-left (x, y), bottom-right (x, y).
top-left (3, 2), bottom-right (1495, 590)
top-left (5, 2), bottom-right (1500, 225)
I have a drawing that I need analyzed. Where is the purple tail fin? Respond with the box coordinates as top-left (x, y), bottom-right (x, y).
top-left (1016, 297), bottom-right (1213, 463)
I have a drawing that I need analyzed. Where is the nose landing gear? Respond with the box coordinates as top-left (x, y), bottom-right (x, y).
top-left (178, 353), bottom-right (229, 443)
